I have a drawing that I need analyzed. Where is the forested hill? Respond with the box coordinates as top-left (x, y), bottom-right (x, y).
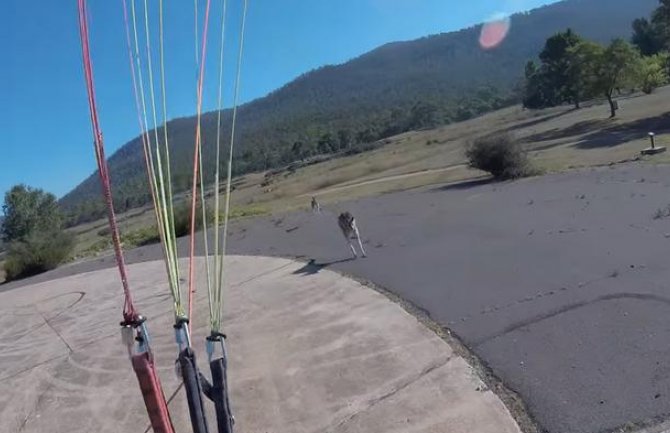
top-left (60, 0), bottom-right (657, 224)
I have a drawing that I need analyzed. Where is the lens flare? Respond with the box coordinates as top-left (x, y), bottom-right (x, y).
top-left (479, 14), bottom-right (511, 50)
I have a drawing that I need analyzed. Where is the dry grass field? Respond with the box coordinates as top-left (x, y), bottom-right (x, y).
top-left (66, 86), bottom-right (670, 259)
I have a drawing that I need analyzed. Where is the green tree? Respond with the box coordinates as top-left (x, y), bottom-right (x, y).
top-left (639, 53), bottom-right (669, 93)
top-left (4, 232), bottom-right (75, 280)
top-left (2, 185), bottom-right (62, 242)
top-left (632, 18), bottom-right (664, 55)
top-left (317, 133), bottom-right (337, 154)
top-left (523, 29), bottom-right (592, 109)
top-left (539, 29), bottom-right (584, 108)
top-left (632, 1), bottom-right (670, 54)
top-left (337, 129), bottom-right (353, 150)
top-left (257, 144), bottom-right (278, 169)
top-left (590, 39), bottom-right (642, 117)
top-left (356, 127), bottom-right (378, 144)
top-left (2, 184), bottom-right (74, 280)
top-left (380, 108), bottom-right (408, 137)
top-left (522, 60), bottom-right (548, 109)
top-left (652, 0), bottom-right (670, 48)
top-left (291, 141), bottom-right (305, 160)
top-left (566, 40), bottom-right (603, 104)
top-left (408, 101), bottom-right (439, 129)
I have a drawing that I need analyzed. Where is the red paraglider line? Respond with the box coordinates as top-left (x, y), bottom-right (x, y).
top-left (77, 0), bottom-right (138, 323)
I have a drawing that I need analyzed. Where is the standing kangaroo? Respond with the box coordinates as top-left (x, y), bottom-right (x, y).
top-left (337, 212), bottom-right (366, 258)
top-left (311, 196), bottom-right (321, 214)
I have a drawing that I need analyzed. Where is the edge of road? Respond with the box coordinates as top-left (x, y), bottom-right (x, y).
top-left (284, 253), bottom-right (544, 433)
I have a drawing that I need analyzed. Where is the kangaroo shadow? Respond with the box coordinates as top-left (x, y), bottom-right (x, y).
top-left (293, 258), bottom-right (356, 276)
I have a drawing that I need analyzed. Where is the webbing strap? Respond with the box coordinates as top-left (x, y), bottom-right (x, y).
top-left (178, 347), bottom-right (210, 433)
top-left (131, 352), bottom-right (175, 433)
top-left (202, 334), bottom-right (234, 433)
top-left (207, 356), bottom-right (234, 433)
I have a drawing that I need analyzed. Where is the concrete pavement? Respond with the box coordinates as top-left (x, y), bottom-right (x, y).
top-left (0, 256), bottom-right (521, 433)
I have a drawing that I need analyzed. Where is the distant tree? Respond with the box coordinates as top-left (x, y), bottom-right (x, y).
top-left (632, 1), bottom-right (670, 54)
top-left (408, 101), bottom-right (439, 130)
top-left (173, 174), bottom-right (191, 193)
top-left (632, 18), bottom-right (664, 55)
top-left (639, 53), bottom-right (670, 93)
top-left (522, 60), bottom-right (548, 109)
top-left (2, 185), bottom-right (62, 243)
top-left (337, 129), bottom-right (353, 150)
top-left (2, 184), bottom-right (74, 281)
top-left (566, 40), bottom-right (603, 105)
top-left (257, 145), bottom-right (278, 169)
top-left (523, 29), bottom-right (591, 109)
top-left (356, 127), bottom-right (378, 144)
top-left (380, 108), bottom-right (408, 137)
top-left (291, 141), bottom-right (305, 160)
top-left (652, 0), bottom-right (670, 48)
top-left (317, 133), bottom-right (337, 154)
top-left (455, 104), bottom-right (475, 122)
top-left (4, 231), bottom-right (75, 281)
top-left (524, 59), bottom-right (538, 79)
top-left (475, 85), bottom-right (506, 110)
top-left (539, 29), bottom-right (584, 108)
top-left (589, 39), bottom-right (643, 117)
top-left (302, 140), bottom-right (318, 158)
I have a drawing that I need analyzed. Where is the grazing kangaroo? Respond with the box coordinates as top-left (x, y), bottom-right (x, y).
top-left (338, 212), bottom-right (366, 258)
top-left (311, 196), bottom-right (321, 213)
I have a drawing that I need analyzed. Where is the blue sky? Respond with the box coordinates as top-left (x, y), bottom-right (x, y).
top-left (0, 0), bottom-right (558, 202)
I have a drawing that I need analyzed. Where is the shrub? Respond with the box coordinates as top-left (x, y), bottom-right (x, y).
top-left (225, 206), bottom-right (269, 220)
top-left (466, 133), bottom-right (535, 179)
top-left (159, 202), bottom-right (263, 240)
top-left (78, 238), bottom-right (112, 258)
top-left (121, 226), bottom-right (160, 248)
top-left (639, 54), bottom-right (669, 94)
top-left (4, 230), bottom-right (75, 281)
top-left (172, 202), bottom-right (214, 238)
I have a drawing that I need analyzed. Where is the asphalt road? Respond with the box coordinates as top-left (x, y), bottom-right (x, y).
top-left (7, 163), bottom-right (670, 433)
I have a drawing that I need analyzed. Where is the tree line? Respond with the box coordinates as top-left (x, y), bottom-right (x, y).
top-left (523, 0), bottom-right (670, 117)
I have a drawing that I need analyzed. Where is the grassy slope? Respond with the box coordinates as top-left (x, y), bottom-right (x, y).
top-left (66, 86), bottom-right (670, 258)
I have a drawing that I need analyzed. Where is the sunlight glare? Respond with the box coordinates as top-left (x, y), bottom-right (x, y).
top-left (479, 13), bottom-right (511, 50)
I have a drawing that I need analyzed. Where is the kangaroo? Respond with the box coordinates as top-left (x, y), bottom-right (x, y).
top-left (311, 196), bottom-right (321, 213)
top-left (337, 212), bottom-right (366, 258)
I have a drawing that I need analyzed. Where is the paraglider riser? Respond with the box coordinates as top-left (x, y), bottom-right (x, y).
top-left (179, 347), bottom-right (211, 433)
top-left (131, 352), bottom-right (175, 433)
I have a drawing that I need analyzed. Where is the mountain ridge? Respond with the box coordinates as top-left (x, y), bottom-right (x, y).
top-left (60, 0), bottom-right (657, 223)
